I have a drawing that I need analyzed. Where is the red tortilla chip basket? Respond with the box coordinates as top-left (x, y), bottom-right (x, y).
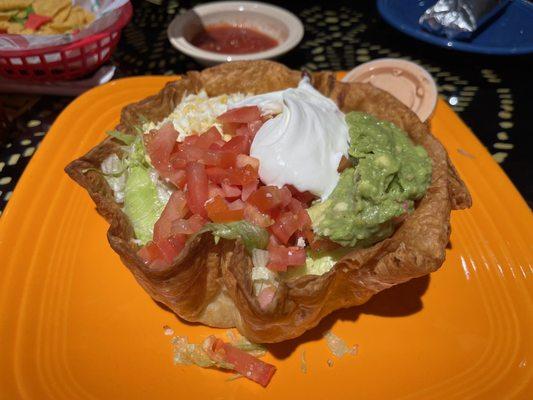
top-left (0, 2), bottom-right (132, 82)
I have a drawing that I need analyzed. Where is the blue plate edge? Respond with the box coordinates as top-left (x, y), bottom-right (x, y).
top-left (376, 0), bottom-right (533, 56)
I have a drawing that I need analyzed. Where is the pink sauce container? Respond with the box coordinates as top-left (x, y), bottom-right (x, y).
top-left (342, 58), bottom-right (438, 122)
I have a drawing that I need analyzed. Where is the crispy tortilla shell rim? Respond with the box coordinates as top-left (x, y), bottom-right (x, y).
top-left (65, 61), bottom-right (471, 343)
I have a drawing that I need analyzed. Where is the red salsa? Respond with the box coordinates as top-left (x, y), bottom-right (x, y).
top-left (191, 24), bottom-right (278, 54)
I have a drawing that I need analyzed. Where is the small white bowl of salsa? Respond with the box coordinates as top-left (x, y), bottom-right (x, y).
top-left (167, 1), bottom-right (304, 65)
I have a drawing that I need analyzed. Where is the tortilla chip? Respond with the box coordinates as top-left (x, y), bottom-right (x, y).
top-left (33, 0), bottom-right (70, 18)
top-left (0, 0), bottom-right (31, 11)
top-left (0, 10), bottom-right (17, 20)
top-left (65, 61), bottom-right (471, 343)
top-left (52, 5), bottom-right (71, 23)
top-left (5, 21), bottom-right (27, 34)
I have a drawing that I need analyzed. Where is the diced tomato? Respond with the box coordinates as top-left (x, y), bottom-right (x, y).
top-left (287, 185), bottom-right (316, 205)
top-left (217, 106), bottom-right (261, 124)
top-left (208, 183), bottom-right (225, 199)
top-left (228, 199), bottom-right (245, 210)
top-left (205, 196), bottom-right (244, 223)
top-left (337, 155), bottom-right (352, 172)
top-left (244, 204), bottom-right (274, 228)
top-left (167, 233), bottom-right (187, 254)
top-left (257, 286), bottom-right (276, 310)
top-left (222, 135), bottom-right (249, 154)
top-left (267, 244), bottom-right (306, 271)
top-left (268, 234), bottom-right (280, 247)
top-left (221, 122), bottom-right (240, 136)
top-left (221, 180), bottom-right (241, 198)
top-left (185, 162), bottom-right (209, 218)
top-left (181, 134), bottom-right (199, 147)
top-left (137, 241), bottom-right (163, 265)
top-left (194, 126), bottom-right (222, 149)
top-left (279, 186), bottom-right (292, 207)
top-left (233, 165), bottom-right (258, 186)
top-left (155, 235), bottom-right (183, 264)
top-left (165, 169), bottom-right (186, 189)
top-left (309, 236), bottom-right (341, 252)
top-left (235, 125), bottom-right (253, 143)
top-left (172, 145), bottom-right (205, 164)
top-left (247, 119), bottom-right (264, 137)
top-left (203, 150), bottom-right (236, 168)
top-left (24, 13), bottom-right (52, 30)
top-left (236, 154), bottom-right (259, 170)
top-left (153, 191), bottom-right (188, 242)
top-left (270, 211), bottom-right (301, 244)
top-left (241, 180), bottom-right (258, 201)
top-left (171, 214), bottom-right (207, 235)
top-left (247, 186), bottom-right (286, 213)
top-left (210, 338), bottom-right (276, 387)
top-left (169, 154), bottom-right (187, 170)
top-left (304, 228), bottom-right (314, 245)
top-left (145, 122), bottom-right (179, 171)
top-left (206, 166), bottom-right (228, 184)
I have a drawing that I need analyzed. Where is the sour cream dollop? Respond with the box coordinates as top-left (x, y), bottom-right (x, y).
top-left (231, 77), bottom-right (349, 200)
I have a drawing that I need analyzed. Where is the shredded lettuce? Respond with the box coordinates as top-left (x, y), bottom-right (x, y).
top-left (172, 336), bottom-right (234, 370)
top-left (282, 247), bottom-right (353, 279)
top-left (324, 331), bottom-right (358, 358)
top-left (100, 132), bottom-right (167, 244)
top-left (201, 221), bottom-right (269, 253)
top-left (107, 129), bottom-right (136, 145)
top-left (225, 330), bottom-right (266, 357)
top-left (101, 154), bottom-right (126, 203)
top-left (123, 165), bottom-right (165, 244)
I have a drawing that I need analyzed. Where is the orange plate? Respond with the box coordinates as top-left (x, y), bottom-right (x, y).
top-left (0, 76), bottom-right (532, 400)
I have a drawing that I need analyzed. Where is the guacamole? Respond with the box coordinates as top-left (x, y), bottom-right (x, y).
top-left (308, 112), bottom-right (432, 248)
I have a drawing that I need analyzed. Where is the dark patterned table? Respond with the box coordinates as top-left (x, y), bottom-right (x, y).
top-left (1, 0), bottom-right (532, 215)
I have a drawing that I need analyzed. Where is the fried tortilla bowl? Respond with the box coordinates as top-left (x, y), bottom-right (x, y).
top-left (65, 61), bottom-right (471, 344)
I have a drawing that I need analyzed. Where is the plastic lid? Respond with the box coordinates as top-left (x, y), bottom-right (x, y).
top-left (342, 58), bottom-right (438, 122)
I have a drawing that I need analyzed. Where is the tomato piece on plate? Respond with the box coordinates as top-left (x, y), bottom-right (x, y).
top-left (217, 106), bottom-right (261, 124)
top-left (205, 196), bottom-right (244, 223)
top-left (153, 190), bottom-right (188, 242)
top-left (185, 162), bottom-right (209, 218)
top-left (210, 338), bottom-right (276, 387)
top-left (267, 244), bottom-right (306, 271)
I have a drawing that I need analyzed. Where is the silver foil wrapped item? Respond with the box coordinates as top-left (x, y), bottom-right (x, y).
top-left (419, 0), bottom-right (510, 40)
